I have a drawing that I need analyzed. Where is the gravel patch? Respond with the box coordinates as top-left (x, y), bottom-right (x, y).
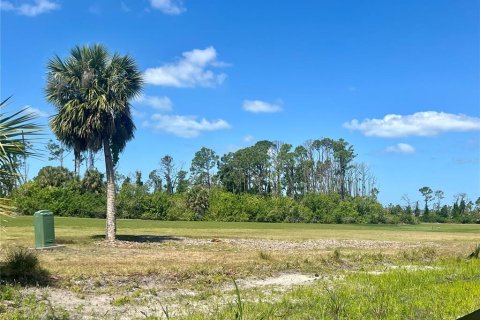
top-left (96, 237), bottom-right (438, 251)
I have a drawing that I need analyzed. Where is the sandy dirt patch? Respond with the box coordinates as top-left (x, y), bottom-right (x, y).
top-left (96, 237), bottom-right (438, 251)
top-left (24, 271), bottom-right (321, 319)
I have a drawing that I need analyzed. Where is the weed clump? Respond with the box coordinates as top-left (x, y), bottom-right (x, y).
top-left (401, 247), bottom-right (437, 262)
top-left (331, 248), bottom-right (342, 262)
top-left (468, 244), bottom-right (480, 259)
top-left (258, 251), bottom-right (272, 261)
top-left (232, 279), bottom-right (244, 320)
top-left (111, 295), bottom-right (131, 306)
top-left (324, 285), bottom-right (348, 319)
top-left (0, 247), bottom-right (49, 285)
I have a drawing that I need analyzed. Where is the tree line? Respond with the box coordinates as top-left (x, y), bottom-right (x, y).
top-left (9, 139), bottom-right (480, 224)
top-left (38, 135), bottom-right (379, 201)
top-left (386, 187), bottom-right (480, 223)
top-left (11, 164), bottom-right (397, 224)
top-left (11, 134), bottom-right (387, 223)
top-left (143, 139), bottom-right (378, 199)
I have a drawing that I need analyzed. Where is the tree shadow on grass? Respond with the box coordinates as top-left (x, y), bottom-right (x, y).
top-left (90, 234), bottom-right (183, 243)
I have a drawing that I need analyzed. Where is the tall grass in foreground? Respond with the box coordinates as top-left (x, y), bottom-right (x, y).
top-left (182, 259), bottom-right (480, 320)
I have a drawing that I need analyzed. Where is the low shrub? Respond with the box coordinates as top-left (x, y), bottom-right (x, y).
top-left (0, 247), bottom-right (49, 285)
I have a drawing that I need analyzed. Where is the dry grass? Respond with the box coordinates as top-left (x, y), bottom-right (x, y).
top-left (1, 216), bottom-right (479, 319)
top-left (1, 216), bottom-right (478, 278)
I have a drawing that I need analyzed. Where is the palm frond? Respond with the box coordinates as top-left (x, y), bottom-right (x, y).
top-left (0, 97), bottom-right (42, 215)
top-left (46, 44), bottom-right (143, 153)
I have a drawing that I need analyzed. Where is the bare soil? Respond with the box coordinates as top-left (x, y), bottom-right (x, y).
top-left (96, 236), bottom-right (438, 251)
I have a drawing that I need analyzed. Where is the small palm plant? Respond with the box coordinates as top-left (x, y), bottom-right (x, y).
top-left (0, 97), bottom-right (40, 215)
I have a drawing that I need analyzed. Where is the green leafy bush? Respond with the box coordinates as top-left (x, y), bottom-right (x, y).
top-left (265, 197), bottom-right (305, 223)
top-left (143, 191), bottom-right (171, 220)
top-left (13, 180), bottom-right (106, 218)
top-left (302, 193), bottom-right (341, 223)
top-left (186, 186), bottom-right (210, 220)
top-left (207, 188), bottom-right (242, 221)
top-left (116, 182), bottom-right (148, 219)
top-left (165, 194), bottom-right (194, 221)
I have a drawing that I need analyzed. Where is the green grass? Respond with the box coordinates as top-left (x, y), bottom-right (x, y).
top-left (180, 259), bottom-right (480, 320)
top-left (2, 216), bottom-right (480, 244)
top-left (5, 215), bottom-right (480, 232)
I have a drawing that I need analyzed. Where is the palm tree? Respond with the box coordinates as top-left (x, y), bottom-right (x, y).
top-left (0, 97), bottom-right (40, 214)
top-left (45, 44), bottom-right (143, 241)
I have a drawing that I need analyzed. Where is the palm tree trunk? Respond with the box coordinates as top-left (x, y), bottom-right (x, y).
top-left (103, 138), bottom-right (116, 241)
top-left (74, 147), bottom-right (81, 177)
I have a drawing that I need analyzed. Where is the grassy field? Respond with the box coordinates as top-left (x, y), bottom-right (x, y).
top-left (1, 216), bottom-right (479, 319)
top-left (4, 216), bottom-right (480, 242)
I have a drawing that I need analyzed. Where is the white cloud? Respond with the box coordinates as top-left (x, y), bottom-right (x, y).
top-left (1, 0), bottom-right (59, 16)
top-left (385, 143), bottom-right (415, 154)
top-left (242, 100), bottom-right (283, 113)
top-left (23, 106), bottom-right (48, 117)
top-left (243, 134), bottom-right (254, 143)
top-left (0, 1), bottom-right (14, 10)
top-left (145, 114), bottom-right (231, 138)
top-left (134, 94), bottom-right (173, 111)
top-left (344, 111), bottom-right (480, 137)
top-left (144, 47), bottom-right (227, 88)
top-left (150, 0), bottom-right (185, 15)
top-left (131, 108), bottom-right (146, 118)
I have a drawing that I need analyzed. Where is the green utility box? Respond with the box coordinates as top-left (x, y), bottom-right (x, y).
top-left (34, 210), bottom-right (56, 249)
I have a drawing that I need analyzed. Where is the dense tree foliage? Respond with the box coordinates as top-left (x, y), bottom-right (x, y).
top-left (217, 139), bottom-right (372, 199)
top-left (9, 133), bottom-right (480, 224)
top-left (190, 147), bottom-right (218, 188)
top-left (13, 168), bottom-right (105, 218)
top-left (12, 166), bottom-right (389, 223)
top-left (46, 140), bottom-right (68, 168)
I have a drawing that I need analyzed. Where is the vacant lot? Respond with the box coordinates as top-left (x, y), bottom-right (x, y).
top-left (1, 217), bottom-right (479, 319)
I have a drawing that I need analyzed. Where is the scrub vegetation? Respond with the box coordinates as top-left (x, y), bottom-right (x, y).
top-left (10, 163), bottom-right (480, 225)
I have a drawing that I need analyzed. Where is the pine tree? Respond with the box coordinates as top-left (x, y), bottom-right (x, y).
top-left (414, 201), bottom-right (420, 217)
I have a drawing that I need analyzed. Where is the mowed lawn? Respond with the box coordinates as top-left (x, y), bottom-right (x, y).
top-left (2, 216), bottom-right (480, 245)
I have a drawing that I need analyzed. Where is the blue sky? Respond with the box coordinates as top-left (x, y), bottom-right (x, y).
top-left (1, 0), bottom-right (479, 205)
